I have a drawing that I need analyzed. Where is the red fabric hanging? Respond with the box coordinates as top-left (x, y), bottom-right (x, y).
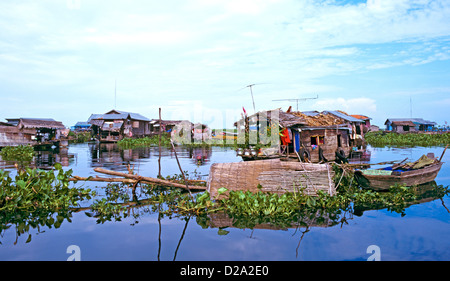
top-left (280, 128), bottom-right (291, 145)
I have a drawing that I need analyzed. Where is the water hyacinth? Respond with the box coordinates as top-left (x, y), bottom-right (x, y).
top-left (365, 131), bottom-right (450, 147)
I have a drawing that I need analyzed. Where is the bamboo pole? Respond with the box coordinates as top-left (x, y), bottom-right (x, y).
top-left (92, 167), bottom-right (206, 190)
top-left (158, 107), bottom-right (162, 178)
top-left (69, 175), bottom-right (206, 186)
top-left (170, 140), bottom-right (194, 198)
top-left (439, 144), bottom-right (448, 162)
top-left (69, 176), bottom-right (142, 185)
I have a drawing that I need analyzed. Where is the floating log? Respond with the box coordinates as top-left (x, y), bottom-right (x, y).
top-left (69, 175), bottom-right (151, 185)
top-left (93, 167), bottom-right (206, 190)
top-left (207, 159), bottom-right (335, 198)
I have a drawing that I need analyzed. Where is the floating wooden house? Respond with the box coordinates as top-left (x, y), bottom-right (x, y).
top-left (235, 108), bottom-right (364, 163)
top-left (149, 119), bottom-right (193, 136)
top-left (88, 109), bottom-right (151, 142)
top-left (322, 110), bottom-right (365, 137)
top-left (350, 114), bottom-right (372, 133)
top-left (385, 118), bottom-right (437, 133)
top-left (0, 118), bottom-right (66, 147)
top-left (149, 119), bottom-right (211, 143)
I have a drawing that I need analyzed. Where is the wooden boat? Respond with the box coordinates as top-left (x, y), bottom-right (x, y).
top-left (354, 161), bottom-right (443, 191)
top-left (354, 151), bottom-right (445, 191)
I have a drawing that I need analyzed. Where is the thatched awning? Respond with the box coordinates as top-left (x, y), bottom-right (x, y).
top-left (234, 109), bottom-right (307, 128)
top-left (291, 111), bottom-right (345, 127)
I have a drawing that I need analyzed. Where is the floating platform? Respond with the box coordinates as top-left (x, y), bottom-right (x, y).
top-left (207, 159), bottom-right (336, 198)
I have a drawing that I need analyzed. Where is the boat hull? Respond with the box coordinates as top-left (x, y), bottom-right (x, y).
top-left (355, 161), bottom-right (443, 191)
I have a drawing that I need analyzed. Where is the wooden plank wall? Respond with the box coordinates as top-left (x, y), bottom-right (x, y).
top-left (299, 129), bottom-right (351, 162)
top-left (0, 126), bottom-right (34, 147)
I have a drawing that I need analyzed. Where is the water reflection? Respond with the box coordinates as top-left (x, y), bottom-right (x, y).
top-left (88, 142), bottom-right (212, 170)
top-left (0, 146), bottom-right (76, 170)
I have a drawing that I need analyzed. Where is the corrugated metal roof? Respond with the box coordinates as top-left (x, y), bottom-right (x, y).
top-left (350, 114), bottom-right (371, 120)
top-left (385, 118), bottom-right (437, 126)
top-left (107, 109), bottom-right (151, 121)
top-left (74, 121), bottom-right (91, 127)
top-left (323, 111), bottom-right (364, 123)
top-left (88, 109), bottom-right (151, 123)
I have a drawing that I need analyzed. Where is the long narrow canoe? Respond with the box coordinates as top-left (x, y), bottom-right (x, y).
top-left (354, 161), bottom-right (443, 191)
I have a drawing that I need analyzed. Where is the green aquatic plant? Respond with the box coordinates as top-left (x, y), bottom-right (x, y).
top-left (365, 131), bottom-right (450, 147)
top-left (0, 163), bottom-right (96, 244)
top-left (0, 145), bottom-right (34, 163)
top-left (68, 131), bottom-right (91, 143)
top-left (0, 163), bottom-right (94, 212)
top-left (117, 134), bottom-right (172, 148)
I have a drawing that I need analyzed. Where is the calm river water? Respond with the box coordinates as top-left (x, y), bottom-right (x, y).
top-left (0, 142), bottom-right (449, 261)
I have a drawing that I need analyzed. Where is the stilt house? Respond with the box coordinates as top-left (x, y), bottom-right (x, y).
top-left (234, 108), bottom-right (361, 163)
top-left (88, 109), bottom-right (151, 142)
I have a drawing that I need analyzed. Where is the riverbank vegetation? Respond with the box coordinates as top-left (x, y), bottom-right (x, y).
top-left (365, 131), bottom-right (450, 147)
top-left (117, 133), bottom-right (238, 149)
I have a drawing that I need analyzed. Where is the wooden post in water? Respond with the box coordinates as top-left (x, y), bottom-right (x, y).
top-left (171, 140), bottom-right (194, 198)
top-left (439, 144), bottom-right (448, 162)
top-left (158, 107), bottom-right (162, 179)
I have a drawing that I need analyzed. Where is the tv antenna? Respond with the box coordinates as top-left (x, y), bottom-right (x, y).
top-left (272, 94), bottom-right (318, 112)
top-left (238, 83), bottom-right (267, 113)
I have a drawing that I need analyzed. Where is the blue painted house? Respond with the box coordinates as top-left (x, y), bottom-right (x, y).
top-left (73, 121), bottom-right (91, 132)
top-left (385, 118), bottom-right (436, 133)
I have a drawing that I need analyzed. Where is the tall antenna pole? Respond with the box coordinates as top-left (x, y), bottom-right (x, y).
top-left (246, 84), bottom-right (256, 113)
top-left (410, 95), bottom-right (412, 118)
top-left (114, 79), bottom-right (117, 109)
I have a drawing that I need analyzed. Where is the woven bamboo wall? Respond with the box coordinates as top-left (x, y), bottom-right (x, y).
top-left (207, 159), bottom-right (335, 198)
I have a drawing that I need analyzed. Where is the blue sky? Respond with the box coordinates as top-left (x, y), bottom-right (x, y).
top-left (1, 0), bottom-right (449, 128)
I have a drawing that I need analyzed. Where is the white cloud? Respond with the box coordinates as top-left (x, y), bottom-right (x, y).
top-left (313, 97), bottom-right (377, 114)
top-left (83, 30), bottom-right (192, 46)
